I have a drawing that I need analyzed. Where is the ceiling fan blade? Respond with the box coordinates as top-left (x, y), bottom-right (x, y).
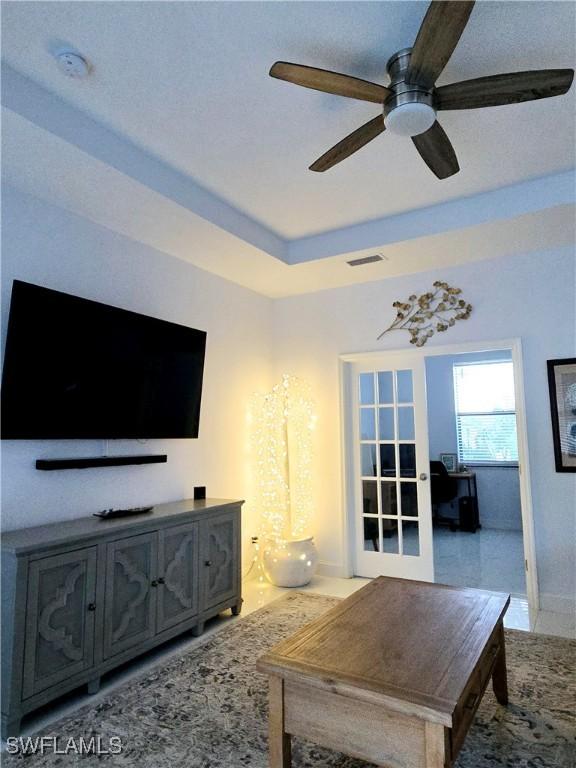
top-left (309, 115), bottom-right (385, 172)
top-left (436, 69), bottom-right (575, 110)
top-left (406, 1), bottom-right (475, 89)
top-left (270, 62), bottom-right (390, 104)
top-left (412, 121), bottom-right (459, 179)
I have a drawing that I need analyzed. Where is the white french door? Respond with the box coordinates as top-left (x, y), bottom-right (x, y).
top-left (349, 353), bottom-right (434, 581)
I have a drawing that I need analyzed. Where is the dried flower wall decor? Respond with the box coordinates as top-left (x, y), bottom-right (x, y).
top-left (377, 281), bottom-right (472, 347)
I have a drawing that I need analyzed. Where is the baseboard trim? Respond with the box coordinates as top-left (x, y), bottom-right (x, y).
top-left (316, 561), bottom-right (349, 579)
top-left (539, 593), bottom-right (575, 615)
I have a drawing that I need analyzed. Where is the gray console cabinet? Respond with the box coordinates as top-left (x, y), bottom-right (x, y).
top-left (157, 521), bottom-right (200, 633)
top-left (202, 511), bottom-right (240, 611)
top-left (104, 532), bottom-right (158, 659)
top-left (23, 547), bottom-right (98, 700)
top-left (1, 499), bottom-right (243, 737)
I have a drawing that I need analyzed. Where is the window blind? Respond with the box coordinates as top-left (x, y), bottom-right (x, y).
top-left (453, 361), bottom-right (518, 464)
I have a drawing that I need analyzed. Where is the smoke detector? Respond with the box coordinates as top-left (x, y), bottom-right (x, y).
top-left (55, 51), bottom-right (90, 79)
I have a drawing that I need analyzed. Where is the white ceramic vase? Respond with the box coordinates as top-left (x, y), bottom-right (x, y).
top-left (262, 537), bottom-right (319, 587)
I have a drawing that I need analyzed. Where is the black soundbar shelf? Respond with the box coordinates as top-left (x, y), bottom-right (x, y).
top-left (36, 455), bottom-right (167, 471)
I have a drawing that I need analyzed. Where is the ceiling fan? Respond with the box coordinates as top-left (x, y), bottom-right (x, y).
top-left (269, 1), bottom-right (574, 179)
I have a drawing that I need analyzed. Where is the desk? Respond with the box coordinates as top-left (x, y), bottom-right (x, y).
top-left (449, 471), bottom-right (477, 497)
top-left (430, 470), bottom-right (480, 531)
top-left (449, 471), bottom-right (480, 531)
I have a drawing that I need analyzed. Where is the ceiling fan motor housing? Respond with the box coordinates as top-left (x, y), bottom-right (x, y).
top-left (384, 48), bottom-right (437, 137)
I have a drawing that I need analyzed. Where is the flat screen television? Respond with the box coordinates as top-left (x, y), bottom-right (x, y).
top-left (1, 281), bottom-right (207, 439)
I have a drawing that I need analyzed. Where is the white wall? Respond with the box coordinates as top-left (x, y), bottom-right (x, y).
top-left (2, 185), bottom-right (574, 613)
top-left (272, 246), bottom-right (576, 611)
top-left (1, 185), bottom-right (274, 564)
top-left (425, 350), bottom-right (522, 532)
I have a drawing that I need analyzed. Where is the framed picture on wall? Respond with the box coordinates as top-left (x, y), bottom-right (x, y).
top-left (440, 453), bottom-right (458, 472)
top-left (547, 358), bottom-right (576, 473)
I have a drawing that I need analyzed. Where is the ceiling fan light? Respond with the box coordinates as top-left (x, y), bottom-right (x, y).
top-left (384, 102), bottom-right (436, 137)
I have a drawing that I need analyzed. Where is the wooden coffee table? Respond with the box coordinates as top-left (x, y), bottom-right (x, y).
top-left (257, 577), bottom-right (509, 768)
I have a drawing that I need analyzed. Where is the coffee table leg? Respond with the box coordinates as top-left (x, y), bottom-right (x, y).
top-left (492, 623), bottom-right (509, 705)
top-left (268, 676), bottom-right (291, 767)
top-left (425, 722), bottom-right (449, 767)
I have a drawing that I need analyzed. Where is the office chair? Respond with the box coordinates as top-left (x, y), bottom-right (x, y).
top-left (430, 460), bottom-right (459, 531)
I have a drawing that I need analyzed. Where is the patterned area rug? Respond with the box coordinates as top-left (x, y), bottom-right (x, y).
top-left (5, 592), bottom-right (575, 767)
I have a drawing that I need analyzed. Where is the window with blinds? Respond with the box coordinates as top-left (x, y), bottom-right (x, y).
top-left (453, 361), bottom-right (518, 465)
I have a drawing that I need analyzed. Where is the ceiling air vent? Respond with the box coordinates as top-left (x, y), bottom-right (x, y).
top-left (347, 254), bottom-right (385, 267)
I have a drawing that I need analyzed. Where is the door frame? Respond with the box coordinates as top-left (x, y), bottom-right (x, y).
top-left (339, 338), bottom-right (539, 615)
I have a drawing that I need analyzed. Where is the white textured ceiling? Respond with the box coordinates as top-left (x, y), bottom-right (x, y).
top-left (2, 0), bottom-right (575, 239)
top-left (4, 108), bottom-right (574, 299)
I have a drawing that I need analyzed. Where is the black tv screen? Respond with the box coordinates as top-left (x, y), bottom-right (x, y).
top-left (1, 281), bottom-right (207, 439)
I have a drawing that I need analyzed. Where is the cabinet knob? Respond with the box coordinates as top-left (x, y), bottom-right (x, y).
top-left (150, 580), bottom-right (158, 587)
top-left (157, 577), bottom-right (165, 584)
top-left (87, 603), bottom-right (96, 612)
top-left (204, 560), bottom-right (212, 567)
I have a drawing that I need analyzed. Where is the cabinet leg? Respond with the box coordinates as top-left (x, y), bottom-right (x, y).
top-left (425, 722), bottom-right (450, 768)
top-left (191, 621), bottom-right (205, 637)
top-left (269, 676), bottom-right (291, 768)
top-left (87, 677), bottom-right (101, 695)
top-left (492, 623), bottom-right (509, 705)
top-left (231, 599), bottom-right (243, 616)
top-left (2, 714), bottom-right (22, 739)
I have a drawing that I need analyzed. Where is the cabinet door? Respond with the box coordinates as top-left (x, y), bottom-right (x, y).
top-left (23, 547), bottom-right (97, 699)
top-left (157, 522), bottom-right (199, 633)
top-left (200, 512), bottom-right (240, 611)
top-left (104, 533), bottom-right (157, 658)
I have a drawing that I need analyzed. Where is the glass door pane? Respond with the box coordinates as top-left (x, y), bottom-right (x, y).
top-left (352, 357), bottom-right (433, 581)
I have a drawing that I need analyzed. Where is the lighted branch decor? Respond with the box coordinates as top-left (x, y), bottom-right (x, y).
top-left (249, 375), bottom-right (316, 543)
top-left (377, 281), bottom-right (472, 346)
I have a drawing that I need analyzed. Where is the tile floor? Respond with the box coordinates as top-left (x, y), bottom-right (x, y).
top-left (245, 574), bottom-right (531, 632)
top-left (4, 573), bottom-right (573, 744)
top-left (433, 526), bottom-right (527, 595)
top-left (364, 526), bottom-right (527, 595)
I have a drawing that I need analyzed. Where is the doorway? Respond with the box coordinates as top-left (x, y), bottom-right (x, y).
top-left (425, 350), bottom-right (526, 600)
top-left (340, 339), bottom-right (538, 617)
